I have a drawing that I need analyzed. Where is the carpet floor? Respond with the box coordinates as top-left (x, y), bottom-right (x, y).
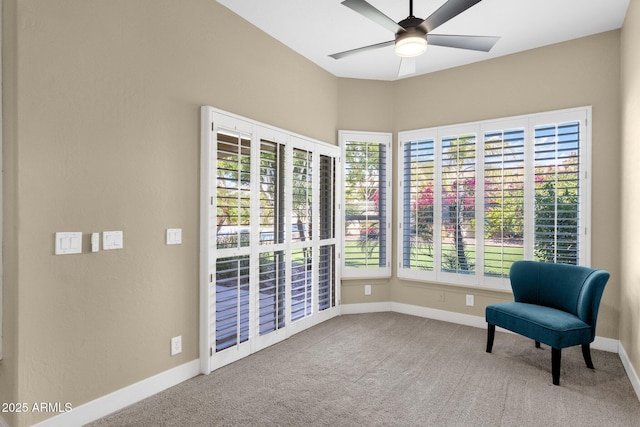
top-left (87, 312), bottom-right (640, 426)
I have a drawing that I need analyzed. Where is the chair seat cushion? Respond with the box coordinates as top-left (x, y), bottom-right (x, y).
top-left (486, 302), bottom-right (593, 349)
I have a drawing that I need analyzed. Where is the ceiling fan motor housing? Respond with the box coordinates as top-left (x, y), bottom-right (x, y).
top-left (395, 17), bottom-right (428, 57)
top-left (398, 16), bottom-right (426, 32)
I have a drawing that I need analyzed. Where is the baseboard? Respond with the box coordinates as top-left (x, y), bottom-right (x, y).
top-left (340, 301), bottom-right (392, 314)
top-left (29, 304), bottom-right (638, 427)
top-left (391, 302), bottom-right (488, 329)
top-left (32, 359), bottom-right (200, 427)
top-left (341, 302), bottom-right (620, 353)
top-left (619, 342), bottom-right (640, 402)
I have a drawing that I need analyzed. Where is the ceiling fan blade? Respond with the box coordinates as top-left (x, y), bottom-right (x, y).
top-left (398, 57), bottom-right (416, 77)
top-left (329, 40), bottom-right (394, 60)
top-left (426, 34), bottom-right (499, 51)
top-left (341, 0), bottom-right (404, 34)
top-left (420, 0), bottom-right (483, 33)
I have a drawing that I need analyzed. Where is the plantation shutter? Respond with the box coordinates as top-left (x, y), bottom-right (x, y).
top-left (397, 107), bottom-right (590, 290)
top-left (258, 251), bottom-right (286, 335)
top-left (440, 134), bottom-right (477, 275)
top-left (259, 140), bottom-right (285, 245)
top-left (341, 132), bottom-right (391, 278)
top-left (215, 256), bottom-right (250, 352)
top-left (319, 155), bottom-right (337, 311)
top-left (203, 107), bottom-right (341, 373)
top-left (483, 128), bottom-right (525, 278)
top-left (216, 132), bottom-right (251, 249)
top-left (402, 138), bottom-right (436, 271)
top-left (257, 138), bottom-right (287, 336)
top-left (533, 121), bottom-right (581, 264)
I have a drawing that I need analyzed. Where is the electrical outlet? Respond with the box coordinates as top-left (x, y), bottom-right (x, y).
top-left (171, 336), bottom-right (182, 356)
top-left (466, 294), bottom-right (474, 307)
top-left (364, 284), bottom-right (372, 296)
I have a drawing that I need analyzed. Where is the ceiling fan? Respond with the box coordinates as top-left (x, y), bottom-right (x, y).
top-left (329, 0), bottom-right (500, 78)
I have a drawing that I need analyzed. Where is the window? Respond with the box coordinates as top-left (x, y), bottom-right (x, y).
top-left (201, 107), bottom-right (341, 372)
top-left (340, 131), bottom-right (392, 278)
top-left (398, 107), bottom-right (590, 290)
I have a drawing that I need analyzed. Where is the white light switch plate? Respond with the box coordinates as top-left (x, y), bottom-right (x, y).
top-left (103, 230), bottom-right (123, 250)
top-left (166, 228), bottom-right (182, 245)
top-left (55, 232), bottom-right (83, 255)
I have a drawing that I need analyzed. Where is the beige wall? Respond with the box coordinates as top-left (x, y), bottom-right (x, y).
top-left (621, 0), bottom-right (640, 388)
top-left (396, 31), bottom-right (623, 338)
top-left (341, 31), bottom-right (622, 340)
top-left (1, 1), bottom-right (636, 426)
top-left (1, 1), bottom-right (338, 425)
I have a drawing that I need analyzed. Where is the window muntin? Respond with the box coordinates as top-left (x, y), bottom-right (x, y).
top-left (398, 108), bottom-right (590, 290)
top-left (341, 131), bottom-right (392, 278)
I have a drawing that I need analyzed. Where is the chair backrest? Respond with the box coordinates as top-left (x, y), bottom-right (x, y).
top-left (509, 260), bottom-right (610, 331)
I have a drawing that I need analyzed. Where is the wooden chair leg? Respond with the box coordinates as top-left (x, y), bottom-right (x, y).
top-left (486, 323), bottom-right (495, 353)
top-left (535, 340), bottom-right (541, 348)
top-left (552, 347), bottom-right (561, 385)
top-left (582, 343), bottom-right (595, 369)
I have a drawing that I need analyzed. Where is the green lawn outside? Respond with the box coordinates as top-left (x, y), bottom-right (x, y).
top-left (344, 241), bottom-right (525, 277)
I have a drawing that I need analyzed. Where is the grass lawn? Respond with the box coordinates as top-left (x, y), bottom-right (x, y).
top-left (344, 240), bottom-right (525, 277)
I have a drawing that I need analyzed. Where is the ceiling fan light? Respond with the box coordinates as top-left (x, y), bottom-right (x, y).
top-left (395, 33), bottom-right (427, 58)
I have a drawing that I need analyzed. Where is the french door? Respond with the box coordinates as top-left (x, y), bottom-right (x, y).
top-left (200, 107), bottom-right (341, 373)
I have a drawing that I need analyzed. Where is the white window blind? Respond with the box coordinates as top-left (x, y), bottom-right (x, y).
top-left (201, 106), bottom-right (341, 372)
top-left (402, 137), bottom-right (436, 271)
top-left (533, 121), bottom-right (581, 264)
top-left (215, 256), bottom-right (250, 352)
top-left (340, 131), bottom-right (392, 278)
top-left (216, 131), bottom-right (251, 249)
top-left (440, 133), bottom-right (477, 277)
top-left (483, 128), bottom-right (525, 278)
top-left (259, 139), bottom-right (285, 245)
top-left (398, 107), bottom-right (590, 290)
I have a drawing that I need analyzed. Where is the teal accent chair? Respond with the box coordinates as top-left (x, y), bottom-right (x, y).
top-left (485, 260), bottom-right (610, 385)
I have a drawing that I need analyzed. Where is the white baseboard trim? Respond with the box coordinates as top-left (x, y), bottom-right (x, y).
top-left (592, 335), bottom-right (620, 353)
top-left (33, 359), bottom-right (200, 427)
top-left (340, 302), bottom-right (392, 314)
top-left (341, 302), bottom-right (620, 353)
top-left (619, 342), bottom-right (640, 402)
top-left (391, 302), bottom-right (488, 329)
top-left (28, 304), bottom-right (639, 427)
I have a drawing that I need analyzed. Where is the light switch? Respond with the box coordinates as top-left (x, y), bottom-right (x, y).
top-left (55, 232), bottom-right (82, 255)
top-left (103, 230), bottom-right (124, 250)
top-left (91, 232), bottom-right (100, 252)
top-left (166, 228), bottom-right (182, 245)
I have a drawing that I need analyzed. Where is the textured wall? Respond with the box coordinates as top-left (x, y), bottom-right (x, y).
top-left (0, 1), bottom-right (634, 425)
top-left (2, 1), bottom-right (337, 425)
top-left (339, 32), bottom-right (622, 341)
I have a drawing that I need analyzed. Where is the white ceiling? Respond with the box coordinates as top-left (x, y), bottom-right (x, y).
top-left (216, 0), bottom-right (630, 81)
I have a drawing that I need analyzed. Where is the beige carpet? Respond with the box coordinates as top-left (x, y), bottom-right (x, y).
top-left (87, 312), bottom-right (640, 426)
